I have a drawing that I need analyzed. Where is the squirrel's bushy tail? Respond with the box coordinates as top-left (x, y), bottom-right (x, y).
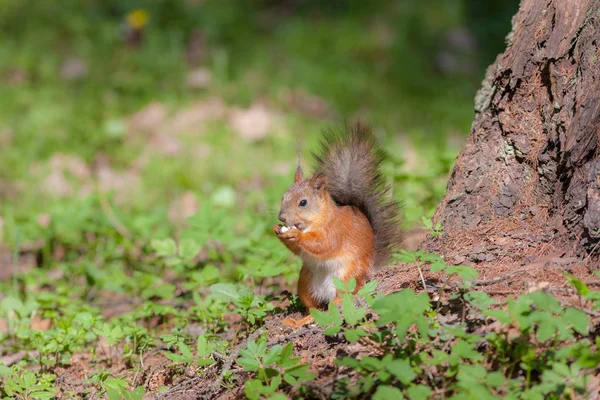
top-left (313, 122), bottom-right (403, 268)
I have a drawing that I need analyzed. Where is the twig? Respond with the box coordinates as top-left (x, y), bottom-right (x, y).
top-left (582, 308), bottom-right (600, 318)
top-left (0, 350), bottom-right (37, 366)
top-left (416, 265), bottom-right (428, 292)
top-left (266, 326), bottom-right (322, 347)
top-left (584, 239), bottom-right (600, 263)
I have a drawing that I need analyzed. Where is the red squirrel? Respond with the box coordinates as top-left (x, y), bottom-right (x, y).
top-left (273, 123), bottom-right (403, 327)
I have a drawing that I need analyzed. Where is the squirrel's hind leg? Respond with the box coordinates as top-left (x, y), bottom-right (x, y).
top-left (282, 314), bottom-right (314, 328)
top-left (283, 266), bottom-right (320, 328)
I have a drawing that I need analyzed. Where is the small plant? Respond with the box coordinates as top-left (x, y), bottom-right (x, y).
top-left (237, 340), bottom-right (316, 400)
top-left (310, 278), bottom-right (376, 342)
top-left (0, 367), bottom-right (58, 400)
top-left (165, 335), bottom-right (224, 369)
top-left (421, 216), bottom-right (443, 236)
top-left (209, 283), bottom-right (274, 327)
top-left (101, 377), bottom-right (145, 400)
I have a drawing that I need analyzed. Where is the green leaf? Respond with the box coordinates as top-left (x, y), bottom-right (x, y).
top-left (565, 273), bottom-right (590, 296)
top-left (178, 341), bottom-right (193, 360)
top-left (196, 335), bottom-right (215, 357)
top-left (0, 365), bottom-right (13, 376)
top-left (5, 377), bottom-right (20, 395)
top-left (237, 357), bottom-right (261, 372)
top-left (243, 379), bottom-right (264, 400)
top-left (421, 216), bottom-right (433, 229)
top-left (394, 250), bottom-right (418, 263)
top-left (209, 283), bottom-right (240, 302)
top-left (373, 289), bottom-right (431, 326)
top-left (197, 358), bottom-right (214, 367)
top-left (1, 296), bottom-right (24, 314)
top-left (486, 371), bottom-right (505, 387)
top-left (179, 238), bottom-right (201, 260)
top-left (211, 186), bottom-right (236, 208)
top-left (263, 346), bottom-right (281, 366)
top-left (151, 238), bottom-right (177, 257)
top-left (357, 280), bottom-right (378, 296)
top-left (446, 265), bottom-right (478, 281)
top-left (430, 262), bottom-right (446, 272)
top-left (407, 385), bottom-right (433, 400)
top-left (166, 352), bottom-right (194, 364)
top-left (310, 308), bottom-right (331, 327)
top-left (373, 385), bottom-right (403, 400)
top-left (279, 342), bottom-right (294, 365)
top-left (269, 395), bottom-right (289, 400)
top-left (106, 387), bottom-right (122, 400)
top-left (23, 371), bottom-right (36, 387)
top-left (329, 301), bottom-right (343, 326)
top-left (536, 317), bottom-right (557, 342)
top-left (528, 291), bottom-right (561, 313)
top-left (343, 296), bottom-right (365, 325)
top-left (344, 328), bottom-right (368, 343)
top-left (129, 386), bottom-right (145, 400)
top-left (347, 278), bottom-right (357, 293)
top-left (30, 392), bottom-right (56, 400)
top-left (283, 373), bottom-right (298, 386)
top-left (323, 326), bottom-right (341, 335)
top-left (386, 359), bottom-right (416, 384)
top-left (563, 308), bottom-right (589, 335)
top-left (420, 253), bottom-right (444, 264)
top-left (483, 309), bottom-right (511, 324)
top-left (333, 277), bottom-right (347, 291)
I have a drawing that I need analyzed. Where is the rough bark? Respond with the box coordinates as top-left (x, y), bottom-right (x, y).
top-left (424, 0), bottom-right (600, 266)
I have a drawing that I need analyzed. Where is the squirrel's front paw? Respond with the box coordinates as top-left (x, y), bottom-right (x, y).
top-left (273, 224), bottom-right (299, 241)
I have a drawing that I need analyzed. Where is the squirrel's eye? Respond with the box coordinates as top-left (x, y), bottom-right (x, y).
top-left (299, 199), bottom-right (307, 207)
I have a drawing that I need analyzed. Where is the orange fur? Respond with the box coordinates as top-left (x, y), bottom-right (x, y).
top-left (274, 198), bottom-right (374, 327)
top-left (275, 124), bottom-right (402, 329)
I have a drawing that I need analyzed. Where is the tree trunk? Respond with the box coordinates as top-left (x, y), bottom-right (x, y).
top-left (423, 0), bottom-right (600, 269)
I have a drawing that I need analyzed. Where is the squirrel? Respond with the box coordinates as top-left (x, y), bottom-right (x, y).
top-left (273, 122), bottom-right (403, 327)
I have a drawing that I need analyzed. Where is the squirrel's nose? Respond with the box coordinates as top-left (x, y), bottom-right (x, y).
top-left (278, 211), bottom-right (286, 223)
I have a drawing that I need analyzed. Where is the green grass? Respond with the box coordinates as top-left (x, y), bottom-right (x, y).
top-left (6, 1), bottom-right (589, 400)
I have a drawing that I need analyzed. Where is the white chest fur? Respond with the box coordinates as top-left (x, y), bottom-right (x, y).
top-left (300, 252), bottom-right (347, 304)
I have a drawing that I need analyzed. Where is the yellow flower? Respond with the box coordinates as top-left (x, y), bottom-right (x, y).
top-left (127, 9), bottom-right (149, 30)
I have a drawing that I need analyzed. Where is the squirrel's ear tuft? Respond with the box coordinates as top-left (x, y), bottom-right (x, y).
top-left (310, 172), bottom-right (327, 191)
top-left (294, 164), bottom-right (304, 183)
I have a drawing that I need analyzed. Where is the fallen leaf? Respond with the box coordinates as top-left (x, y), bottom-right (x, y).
top-left (96, 165), bottom-right (140, 203)
top-left (60, 56), bottom-right (88, 81)
top-left (526, 281), bottom-right (550, 293)
top-left (37, 214), bottom-right (51, 228)
top-left (194, 143), bottom-right (212, 159)
top-left (4, 68), bottom-right (27, 86)
top-left (281, 89), bottom-right (332, 118)
top-left (396, 135), bottom-right (420, 173)
top-left (43, 169), bottom-right (72, 197)
top-left (31, 314), bottom-right (52, 331)
top-left (50, 153), bottom-right (91, 180)
top-left (186, 67), bottom-right (212, 89)
top-left (0, 128), bottom-right (12, 146)
top-left (186, 29), bottom-right (206, 66)
top-left (127, 102), bottom-right (168, 135)
top-left (166, 97), bottom-right (225, 135)
top-left (168, 191), bottom-right (199, 224)
top-left (150, 133), bottom-right (183, 156)
top-left (229, 103), bottom-right (275, 142)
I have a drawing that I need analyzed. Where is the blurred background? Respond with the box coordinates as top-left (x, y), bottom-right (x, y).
top-left (0, 0), bottom-right (518, 249)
